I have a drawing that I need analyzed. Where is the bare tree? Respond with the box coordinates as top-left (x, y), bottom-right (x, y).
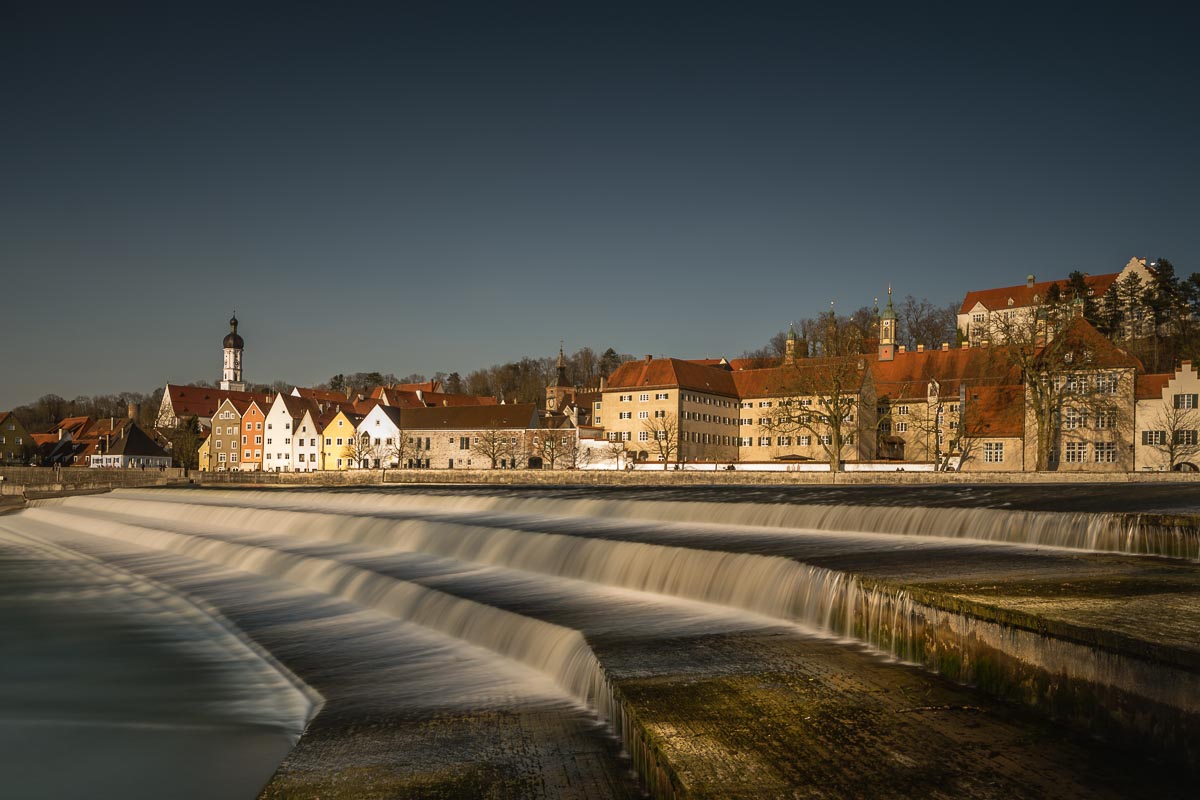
top-left (986, 305), bottom-right (1135, 471)
top-left (342, 432), bottom-right (380, 469)
top-left (538, 430), bottom-right (570, 470)
top-left (471, 423), bottom-right (510, 468)
top-left (641, 412), bottom-right (680, 469)
top-left (561, 435), bottom-right (595, 469)
top-left (504, 432), bottom-right (532, 469)
top-left (603, 439), bottom-right (628, 470)
top-left (761, 359), bottom-right (868, 473)
top-left (899, 295), bottom-right (958, 350)
top-left (386, 425), bottom-right (413, 468)
top-left (1145, 402), bottom-right (1200, 470)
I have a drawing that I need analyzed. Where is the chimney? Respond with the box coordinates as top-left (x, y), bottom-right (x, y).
top-left (599, 375), bottom-right (608, 390)
top-left (58, 429), bottom-right (64, 441)
top-left (1026, 274), bottom-right (1036, 288)
top-left (127, 402), bottom-right (137, 419)
top-left (980, 340), bottom-right (990, 348)
top-left (916, 344), bottom-right (925, 353)
top-left (416, 389), bottom-right (425, 405)
top-left (898, 345), bottom-right (907, 353)
top-left (941, 342), bottom-right (949, 351)
top-left (962, 341), bottom-right (971, 349)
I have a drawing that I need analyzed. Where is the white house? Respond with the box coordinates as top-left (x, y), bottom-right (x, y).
top-left (263, 394), bottom-right (310, 472)
top-left (292, 404), bottom-right (325, 472)
top-left (90, 423), bottom-right (172, 470)
top-left (357, 404), bottom-right (405, 467)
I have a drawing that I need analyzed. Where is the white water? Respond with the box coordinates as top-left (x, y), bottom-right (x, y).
top-left (10, 489), bottom-right (1200, 798)
top-left (129, 486), bottom-right (1198, 560)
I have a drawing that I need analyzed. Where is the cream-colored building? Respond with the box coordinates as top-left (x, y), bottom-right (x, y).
top-left (601, 357), bottom-right (739, 463)
top-left (1134, 361), bottom-right (1200, 471)
top-left (958, 258), bottom-right (1152, 345)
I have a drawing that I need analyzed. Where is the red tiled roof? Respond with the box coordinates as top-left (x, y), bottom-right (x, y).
top-left (1136, 373), bottom-right (1171, 400)
top-left (607, 358), bottom-right (739, 397)
top-left (164, 385), bottom-right (273, 419)
top-left (732, 357), bottom-right (869, 398)
top-left (871, 346), bottom-right (1020, 400)
top-left (52, 416), bottom-right (93, 439)
top-left (959, 273), bottom-right (1120, 314)
top-left (398, 403), bottom-right (540, 431)
top-left (1040, 317), bottom-right (1143, 372)
top-left (293, 387), bottom-right (351, 404)
top-left (963, 385), bottom-right (1025, 438)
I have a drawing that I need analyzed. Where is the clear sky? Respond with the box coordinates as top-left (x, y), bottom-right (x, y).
top-left (3, 2), bottom-right (1197, 408)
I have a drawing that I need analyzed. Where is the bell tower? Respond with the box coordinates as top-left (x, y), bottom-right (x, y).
top-left (220, 314), bottom-right (247, 391)
top-left (879, 288), bottom-right (897, 362)
top-left (546, 341), bottom-right (572, 411)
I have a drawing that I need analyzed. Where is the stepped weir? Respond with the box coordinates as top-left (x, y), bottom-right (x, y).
top-left (1, 486), bottom-right (1197, 798)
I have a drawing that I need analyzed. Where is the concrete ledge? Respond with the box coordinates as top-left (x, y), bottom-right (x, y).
top-left (190, 468), bottom-right (1200, 487)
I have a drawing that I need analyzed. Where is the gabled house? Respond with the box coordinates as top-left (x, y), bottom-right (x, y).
top-left (263, 394), bottom-right (309, 472)
top-left (90, 422), bottom-right (172, 469)
top-left (207, 398), bottom-right (249, 471)
top-left (1134, 361), bottom-right (1200, 471)
top-left (0, 412), bottom-right (33, 465)
top-left (319, 408), bottom-right (365, 470)
top-left (238, 400), bottom-right (268, 471)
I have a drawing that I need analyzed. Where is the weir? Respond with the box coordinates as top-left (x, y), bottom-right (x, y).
top-left (6, 488), bottom-right (1199, 798)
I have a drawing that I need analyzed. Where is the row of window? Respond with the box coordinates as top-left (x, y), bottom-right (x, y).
top-left (1142, 430), bottom-right (1198, 445)
top-left (618, 393), bottom-right (672, 402)
top-left (1061, 441), bottom-right (1118, 463)
top-left (1063, 410), bottom-right (1118, 429)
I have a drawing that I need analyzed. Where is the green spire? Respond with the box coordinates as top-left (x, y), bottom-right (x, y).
top-left (787, 322), bottom-right (797, 341)
top-left (881, 286), bottom-right (897, 321)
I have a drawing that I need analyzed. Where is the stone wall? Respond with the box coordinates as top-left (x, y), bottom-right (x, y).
top-left (0, 466), bottom-right (187, 495)
top-left (192, 467), bottom-right (1200, 488)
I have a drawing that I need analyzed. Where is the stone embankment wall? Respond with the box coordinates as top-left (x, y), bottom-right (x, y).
top-left (193, 468), bottom-right (1200, 487)
top-left (0, 466), bottom-right (187, 498)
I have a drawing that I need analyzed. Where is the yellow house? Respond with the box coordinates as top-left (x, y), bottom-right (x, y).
top-left (196, 434), bottom-right (212, 472)
top-left (320, 409), bottom-right (364, 470)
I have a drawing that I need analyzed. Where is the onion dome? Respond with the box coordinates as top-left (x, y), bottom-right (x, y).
top-left (223, 315), bottom-right (244, 349)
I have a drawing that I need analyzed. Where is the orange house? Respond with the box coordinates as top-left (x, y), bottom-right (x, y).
top-left (240, 400), bottom-right (267, 471)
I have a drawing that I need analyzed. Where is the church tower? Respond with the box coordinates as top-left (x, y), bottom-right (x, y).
top-left (784, 323), bottom-right (798, 365)
top-left (878, 288), bottom-right (897, 362)
top-left (220, 314), bottom-right (247, 391)
top-left (546, 341), bottom-right (572, 411)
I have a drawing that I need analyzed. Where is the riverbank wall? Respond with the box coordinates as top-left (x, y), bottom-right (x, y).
top-left (192, 467), bottom-right (1200, 487)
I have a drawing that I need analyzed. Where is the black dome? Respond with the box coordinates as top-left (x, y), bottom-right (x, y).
top-left (223, 316), bottom-right (244, 349)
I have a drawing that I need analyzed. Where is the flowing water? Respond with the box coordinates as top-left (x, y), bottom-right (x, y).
top-left (2, 487), bottom-right (1197, 798)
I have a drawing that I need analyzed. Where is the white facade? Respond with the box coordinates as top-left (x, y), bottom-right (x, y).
top-left (263, 395), bottom-right (301, 472)
top-left (292, 409), bottom-right (322, 472)
top-left (358, 405), bottom-right (402, 467)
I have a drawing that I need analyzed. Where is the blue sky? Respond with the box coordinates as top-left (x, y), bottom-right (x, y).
top-left (2, 2), bottom-right (1197, 407)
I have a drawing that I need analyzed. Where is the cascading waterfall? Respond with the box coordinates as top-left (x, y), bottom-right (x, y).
top-left (116, 487), bottom-right (1200, 560)
top-left (38, 494), bottom-right (1200, 719)
top-left (23, 491), bottom-right (1200, 786)
top-left (22, 503), bottom-right (696, 799)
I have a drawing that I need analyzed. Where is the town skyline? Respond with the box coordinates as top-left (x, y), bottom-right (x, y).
top-left (4, 4), bottom-right (1197, 408)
